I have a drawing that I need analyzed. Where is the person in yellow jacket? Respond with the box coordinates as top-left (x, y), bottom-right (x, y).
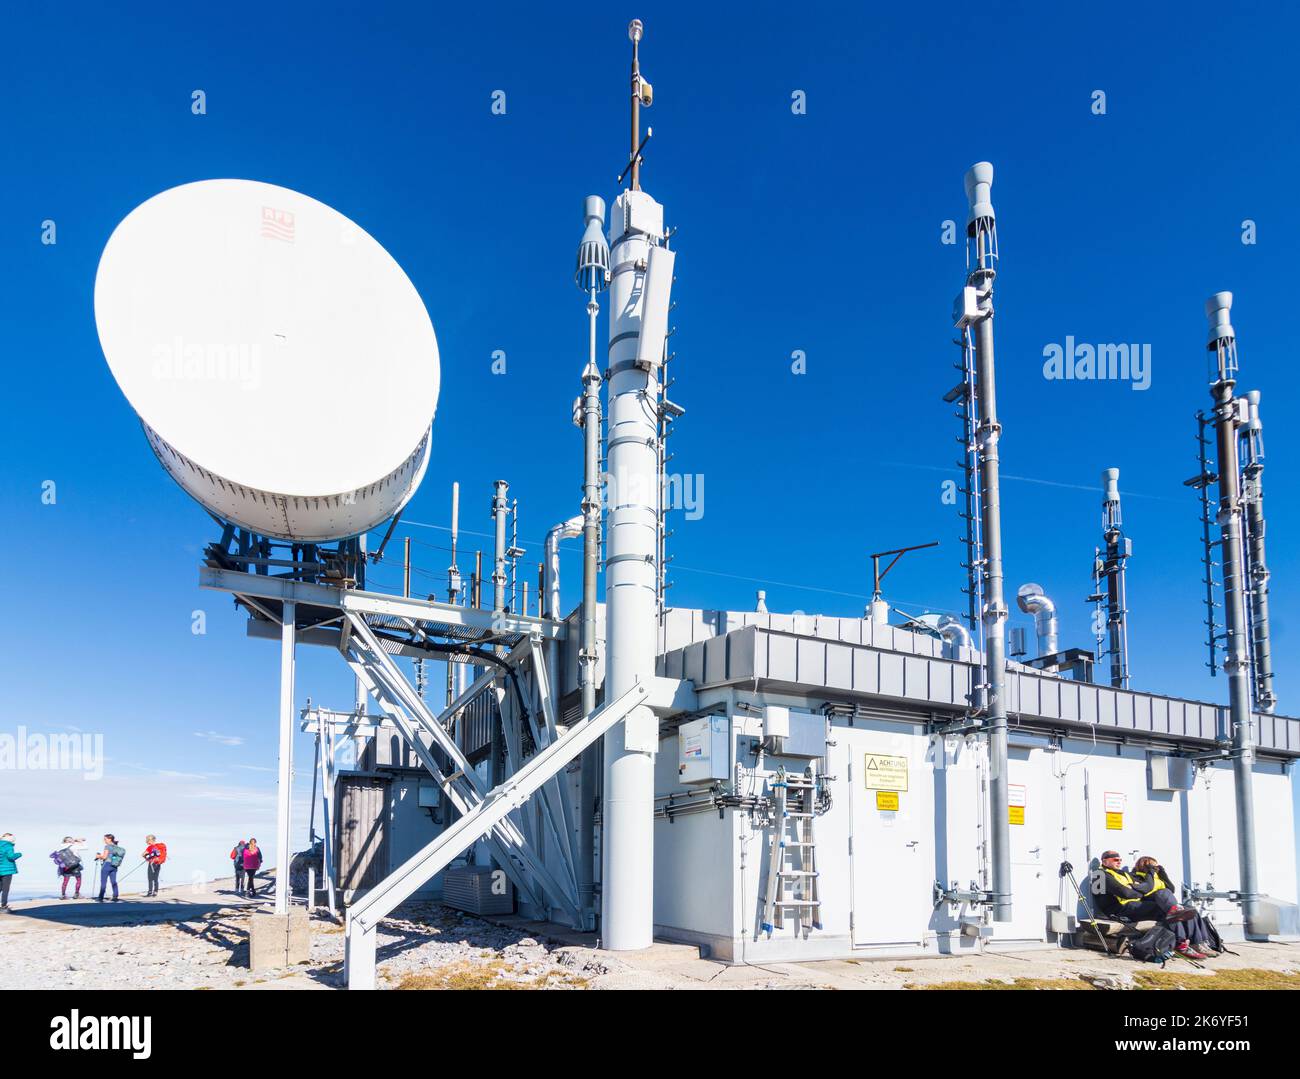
top-left (1092, 850), bottom-right (1204, 959)
top-left (1133, 855), bottom-right (1219, 957)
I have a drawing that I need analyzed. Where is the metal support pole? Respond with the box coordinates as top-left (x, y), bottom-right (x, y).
top-left (962, 162), bottom-right (1012, 922)
top-left (492, 481), bottom-right (509, 626)
top-left (1204, 292), bottom-right (1260, 936)
top-left (447, 482), bottom-right (461, 707)
top-left (316, 707), bottom-right (338, 915)
top-left (275, 601), bottom-right (297, 916)
top-left (579, 296), bottom-right (603, 931)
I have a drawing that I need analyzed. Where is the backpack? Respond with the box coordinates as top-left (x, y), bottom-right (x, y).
top-left (106, 844), bottom-right (126, 867)
top-left (1193, 913), bottom-right (1235, 955)
top-left (50, 849), bottom-right (81, 872)
top-left (1128, 923), bottom-right (1177, 963)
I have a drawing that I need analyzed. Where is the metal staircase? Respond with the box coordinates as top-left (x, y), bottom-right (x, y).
top-left (760, 765), bottom-right (823, 935)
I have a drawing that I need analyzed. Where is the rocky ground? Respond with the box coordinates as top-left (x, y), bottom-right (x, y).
top-left (3, 878), bottom-right (1298, 990)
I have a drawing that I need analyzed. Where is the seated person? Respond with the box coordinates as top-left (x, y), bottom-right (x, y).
top-left (1092, 850), bottom-right (1205, 959)
top-left (1132, 854), bottom-right (1218, 957)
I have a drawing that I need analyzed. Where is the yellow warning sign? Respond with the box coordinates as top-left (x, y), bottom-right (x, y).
top-left (875, 791), bottom-right (899, 812)
top-left (1009, 806), bottom-right (1025, 826)
top-left (1105, 811), bottom-right (1124, 831)
top-left (863, 754), bottom-right (909, 792)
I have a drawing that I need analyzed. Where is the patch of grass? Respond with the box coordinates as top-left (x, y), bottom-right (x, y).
top-left (396, 960), bottom-right (589, 991)
top-left (909, 976), bottom-right (1094, 991)
top-left (893, 966), bottom-right (914, 973)
top-left (1133, 968), bottom-right (1300, 991)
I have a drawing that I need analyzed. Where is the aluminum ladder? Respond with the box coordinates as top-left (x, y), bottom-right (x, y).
top-left (760, 765), bottom-right (822, 935)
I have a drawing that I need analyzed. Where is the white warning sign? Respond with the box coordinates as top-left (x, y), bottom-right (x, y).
top-left (863, 753), bottom-right (908, 792)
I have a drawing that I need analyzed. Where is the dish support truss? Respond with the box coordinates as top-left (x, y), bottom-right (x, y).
top-left (199, 566), bottom-right (649, 990)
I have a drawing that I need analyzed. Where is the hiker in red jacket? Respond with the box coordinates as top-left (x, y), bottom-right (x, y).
top-left (142, 835), bottom-right (167, 897)
top-left (242, 839), bottom-right (263, 898)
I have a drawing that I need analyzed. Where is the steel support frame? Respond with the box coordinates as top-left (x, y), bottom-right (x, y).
top-left (344, 681), bottom-right (648, 989)
top-left (340, 613), bottom-right (579, 920)
top-left (199, 566), bottom-right (565, 641)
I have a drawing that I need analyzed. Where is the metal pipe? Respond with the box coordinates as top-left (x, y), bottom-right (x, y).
top-left (937, 615), bottom-right (973, 659)
top-left (544, 517), bottom-right (584, 618)
top-left (1240, 390), bottom-right (1276, 713)
top-left (962, 161), bottom-right (1012, 922)
top-left (1205, 291), bottom-right (1261, 936)
top-left (1015, 583), bottom-right (1058, 657)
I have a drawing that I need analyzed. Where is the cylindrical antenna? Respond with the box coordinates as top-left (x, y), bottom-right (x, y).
top-left (576, 196), bottom-right (610, 294)
top-left (1203, 291), bottom-right (1260, 936)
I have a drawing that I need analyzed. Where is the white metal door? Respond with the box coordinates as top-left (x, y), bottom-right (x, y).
top-left (1005, 750), bottom-right (1053, 941)
top-left (849, 725), bottom-right (934, 947)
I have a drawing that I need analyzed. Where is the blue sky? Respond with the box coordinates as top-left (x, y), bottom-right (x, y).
top-left (2, 1), bottom-right (1297, 892)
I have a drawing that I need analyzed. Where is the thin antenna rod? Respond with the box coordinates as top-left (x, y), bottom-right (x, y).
top-left (628, 19), bottom-right (646, 191)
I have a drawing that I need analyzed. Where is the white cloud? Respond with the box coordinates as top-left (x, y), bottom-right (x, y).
top-left (194, 730), bottom-right (244, 747)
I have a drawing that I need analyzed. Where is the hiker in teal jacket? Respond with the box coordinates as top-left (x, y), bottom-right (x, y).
top-left (0, 833), bottom-right (22, 911)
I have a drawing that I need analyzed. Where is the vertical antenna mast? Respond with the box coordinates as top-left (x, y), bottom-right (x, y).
top-left (1098, 468), bottom-right (1131, 689)
top-left (574, 192), bottom-right (610, 931)
top-left (953, 161), bottom-right (1011, 923)
top-left (602, 17), bottom-right (668, 951)
top-left (1203, 291), bottom-right (1261, 937)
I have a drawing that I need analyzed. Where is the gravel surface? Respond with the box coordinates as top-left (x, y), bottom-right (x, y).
top-left (4, 880), bottom-right (1296, 990)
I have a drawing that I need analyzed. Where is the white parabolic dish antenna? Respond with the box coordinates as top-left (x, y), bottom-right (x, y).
top-left (95, 179), bottom-right (439, 543)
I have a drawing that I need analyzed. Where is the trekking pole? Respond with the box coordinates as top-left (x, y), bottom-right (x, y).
top-left (117, 860), bottom-right (146, 892)
top-left (1060, 861), bottom-right (1112, 954)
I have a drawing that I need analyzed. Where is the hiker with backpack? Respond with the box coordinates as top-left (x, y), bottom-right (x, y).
top-left (94, 834), bottom-right (126, 902)
top-left (242, 838), bottom-right (263, 898)
top-left (1132, 854), bottom-right (1223, 957)
top-left (230, 839), bottom-right (248, 894)
top-left (52, 837), bottom-right (87, 899)
top-left (1093, 850), bottom-right (1203, 959)
top-left (142, 835), bottom-right (167, 897)
top-left (0, 833), bottom-right (20, 911)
